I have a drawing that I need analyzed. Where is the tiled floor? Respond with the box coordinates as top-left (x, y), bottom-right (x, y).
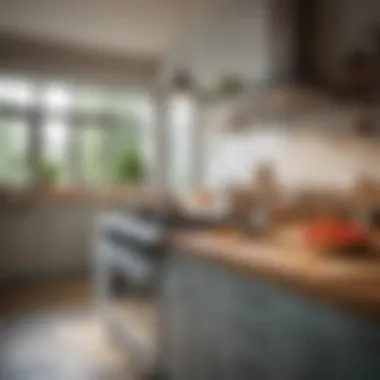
top-left (0, 280), bottom-right (138, 380)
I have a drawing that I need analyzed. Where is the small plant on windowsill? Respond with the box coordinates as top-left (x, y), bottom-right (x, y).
top-left (35, 160), bottom-right (61, 190)
top-left (113, 149), bottom-right (145, 190)
top-left (201, 75), bottom-right (244, 103)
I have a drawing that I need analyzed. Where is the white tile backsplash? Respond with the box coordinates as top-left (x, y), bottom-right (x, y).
top-left (204, 108), bottom-right (379, 191)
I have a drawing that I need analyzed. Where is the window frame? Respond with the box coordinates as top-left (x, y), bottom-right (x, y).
top-left (0, 80), bottom-right (152, 192)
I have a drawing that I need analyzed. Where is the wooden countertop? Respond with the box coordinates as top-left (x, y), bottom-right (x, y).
top-left (171, 230), bottom-right (380, 318)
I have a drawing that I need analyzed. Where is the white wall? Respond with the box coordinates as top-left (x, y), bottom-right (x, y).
top-left (204, 107), bottom-right (380, 191)
top-left (0, 202), bottom-right (119, 280)
top-left (166, 0), bottom-right (272, 87)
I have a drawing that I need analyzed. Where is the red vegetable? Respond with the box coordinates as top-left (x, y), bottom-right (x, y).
top-left (304, 220), bottom-right (370, 248)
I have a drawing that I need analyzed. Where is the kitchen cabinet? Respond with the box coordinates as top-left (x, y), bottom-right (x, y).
top-left (159, 254), bottom-right (380, 380)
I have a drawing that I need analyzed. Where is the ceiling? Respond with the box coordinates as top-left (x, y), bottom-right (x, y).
top-left (0, 0), bottom-right (226, 58)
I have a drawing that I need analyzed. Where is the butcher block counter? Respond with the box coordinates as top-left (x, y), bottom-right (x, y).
top-left (157, 228), bottom-right (380, 380)
top-left (170, 229), bottom-right (380, 317)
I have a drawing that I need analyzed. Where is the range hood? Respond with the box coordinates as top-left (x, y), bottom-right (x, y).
top-left (209, 85), bottom-right (337, 132)
top-left (215, 0), bottom-right (338, 131)
top-left (263, 0), bottom-right (328, 102)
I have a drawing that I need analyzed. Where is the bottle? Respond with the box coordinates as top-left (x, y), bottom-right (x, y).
top-left (247, 198), bottom-right (270, 238)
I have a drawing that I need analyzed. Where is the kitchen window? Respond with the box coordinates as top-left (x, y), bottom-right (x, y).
top-left (0, 75), bottom-right (152, 194)
top-left (0, 119), bottom-right (29, 187)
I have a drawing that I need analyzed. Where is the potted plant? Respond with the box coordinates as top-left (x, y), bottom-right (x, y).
top-left (216, 75), bottom-right (244, 98)
top-left (35, 160), bottom-right (60, 191)
top-left (113, 149), bottom-right (145, 196)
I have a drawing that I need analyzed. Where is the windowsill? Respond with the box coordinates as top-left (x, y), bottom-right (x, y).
top-left (0, 185), bottom-right (152, 211)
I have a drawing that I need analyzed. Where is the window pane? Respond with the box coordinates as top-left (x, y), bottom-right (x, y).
top-left (0, 120), bottom-right (28, 187)
top-left (41, 84), bottom-right (72, 112)
top-left (81, 114), bottom-right (143, 188)
top-left (112, 92), bottom-right (149, 115)
top-left (81, 126), bottom-right (109, 188)
top-left (0, 76), bottom-right (35, 106)
top-left (74, 85), bottom-right (148, 115)
top-left (42, 117), bottom-right (70, 186)
top-left (73, 86), bottom-right (106, 112)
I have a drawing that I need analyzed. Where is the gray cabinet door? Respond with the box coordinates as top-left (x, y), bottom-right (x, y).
top-left (161, 255), bottom-right (380, 380)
